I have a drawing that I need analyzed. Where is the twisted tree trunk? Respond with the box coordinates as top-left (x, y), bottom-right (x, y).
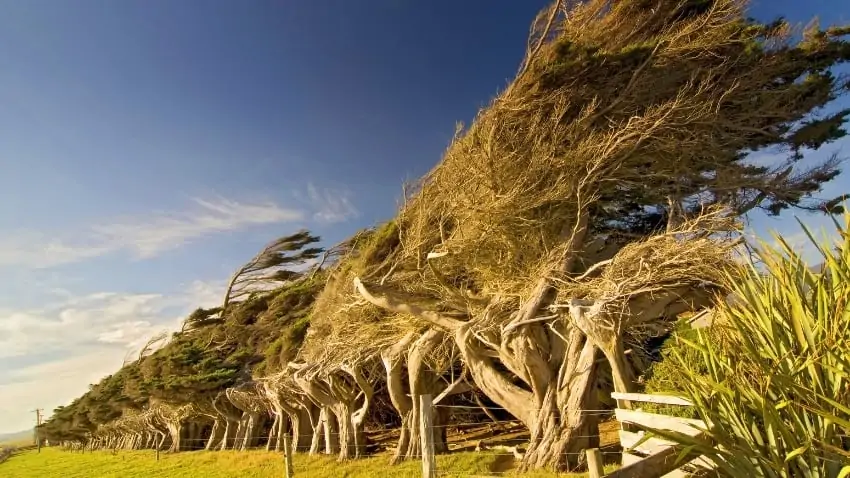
top-left (320, 407), bottom-right (339, 455)
top-left (382, 330), bottom-right (459, 464)
top-left (166, 421), bottom-right (182, 452)
top-left (519, 332), bottom-right (600, 470)
top-left (281, 401), bottom-right (316, 453)
top-left (295, 366), bottom-right (373, 460)
top-left (305, 406), bottom-right (325, 454)
top-left (213, 401), bottom-right (242, 451)
top-left (218, 418), bottom-right (238, 450)
top-left (238, 412), bottom-right (265, 450)
top-left (205, 419), bottom-right (224, 450)
top-left (355, 228), bottom-right (613, 472)
top-left (266, 413), bottom-right (280, 451)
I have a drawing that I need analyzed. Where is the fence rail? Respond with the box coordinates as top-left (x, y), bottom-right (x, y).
top-left (602, 392), bottom-right (712, 478)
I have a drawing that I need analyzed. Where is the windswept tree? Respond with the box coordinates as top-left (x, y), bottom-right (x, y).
top-left (180, 307), bottom-right (224, 334)
top-left (350, 0), bottom-right (850, 471)
top-left (221, 230), bottom-right (323, 313)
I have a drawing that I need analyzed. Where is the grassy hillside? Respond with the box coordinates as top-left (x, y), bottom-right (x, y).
top-left (1, 448), bottom-right (618, 477)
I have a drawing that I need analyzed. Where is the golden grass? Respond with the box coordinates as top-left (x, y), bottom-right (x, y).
top-left (1, 448), bottom-right (620, 477)
top-left (0, 439), bottom-right (34, 448)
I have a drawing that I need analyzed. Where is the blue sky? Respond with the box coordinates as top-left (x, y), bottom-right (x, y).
top-left (1, 0), bottom-right (848, 433)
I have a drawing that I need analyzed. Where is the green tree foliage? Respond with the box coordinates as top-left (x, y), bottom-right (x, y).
top-left (38, 363), bottom-right (146, 442)
top-left (39, 232), bottom-right (327, 443)
top-left (638, 318), bottom-right (723, 418)
top-left (221, 230), bottom-right (323, 313)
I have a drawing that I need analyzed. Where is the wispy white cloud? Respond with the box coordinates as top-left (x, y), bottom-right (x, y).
top-left (0, 349), bottom-right (125, 432)
top-left (0, 280), bottom-right (224, 433)
top-left (0, 197), bottom-right (301, 268)
top-left (0, 184), bottom-right (359, 431)
top-left (0, 280), bottom-right (222, 359)
top-left (91, 197), bottom-right (304, 259)
top-left (0, 190), bottom-right (359, 269)
top-left (0, 232), bottom-right (112, 269)
top-left (305, 183), bottom-right (360, 224)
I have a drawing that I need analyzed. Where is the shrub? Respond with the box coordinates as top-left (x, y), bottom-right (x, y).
top-left (639, 319), bottom-right (724, 418)
top-left (655, 214), bottom-right (850, 476)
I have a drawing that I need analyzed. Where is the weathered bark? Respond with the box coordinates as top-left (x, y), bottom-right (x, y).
top-left (357, 279), bottom-right (610, 471)
top-left (321, 407), bottom-right (339, 455)
top-left (454, 323), bottom-right (537, 426)
top-left (259, 376), bottom-right (317, 455)
top-left (382, 330), bottom-right (457, 464)
top-left (219, 418), bottom-right (239, 450)
top-left (331, 402), bottom-right (361, 460)
top-left (266, 413), bottom-right (280, 451)
top-left (460, 321), bottom-right (602, 472)
top-left (290, 403), bottom-right (315, 454)
top-left (346, 372), bottom-right (376, 459)
top-left (382, 334), bottom-right (414, 464)
top-left (213, 397), bottom-right (243, 450)
top-left (289, 406), bottom-right (315, 452)
top-left (259, 380), bottom-right (285, 452)
top-left (237, 412), bottom-right (265, 450)
top-left (567, 290), bottom-right (709, 403)
top-left (331, 372), bottom-right (371, 460)
top-left (166, 422), bottom-right (182, 452)
top-left (602, 336), bottom-right (635, 395)
top-left (294, 366), bottom-right (374, 460)
top-left (233, 414), bottom-right (247, 449)
top-left (309, 408), bottom-right (326, 454)
top-left (520, 334), bottom-right (600, 471)
top-left (224, 387), bottom-right (270, 451)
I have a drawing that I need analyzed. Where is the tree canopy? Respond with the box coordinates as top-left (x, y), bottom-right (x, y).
top-left (39, 234), bottom-right (327, 443)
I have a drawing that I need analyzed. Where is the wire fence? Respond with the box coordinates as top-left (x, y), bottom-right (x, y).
top-left (65, 400), bottom-right (623, 477)
top-left (54, 392), bottom-right (850, 478)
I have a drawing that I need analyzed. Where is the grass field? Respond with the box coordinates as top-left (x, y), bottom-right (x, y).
top-left (0, 433), bottom-right (33, 448)
top-left (0, 447), bottom-right (619, 477)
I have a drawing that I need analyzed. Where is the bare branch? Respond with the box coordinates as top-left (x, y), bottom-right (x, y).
top-left (353, 277), bottom-right (464, 330)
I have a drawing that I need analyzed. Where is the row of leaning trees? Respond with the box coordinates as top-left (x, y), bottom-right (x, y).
top-left (43, 0), bottom-right (850, 471)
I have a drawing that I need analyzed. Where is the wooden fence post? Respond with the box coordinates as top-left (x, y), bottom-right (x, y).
top-left (419, 394), bottom-right (436, 478)
top-left (282, 428), bottom-right (294, 478)
top-left (586, 448), bottom-right (604, 478)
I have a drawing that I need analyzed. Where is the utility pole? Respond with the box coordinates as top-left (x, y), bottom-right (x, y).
top-left (32, 408), bottom-right (43, 453)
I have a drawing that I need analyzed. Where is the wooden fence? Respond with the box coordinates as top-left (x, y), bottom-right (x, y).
top-left (590, 392), bottom-right (714, 478)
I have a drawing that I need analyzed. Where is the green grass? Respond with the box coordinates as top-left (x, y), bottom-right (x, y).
top-left (1, 448), bottom-right (618, 477)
